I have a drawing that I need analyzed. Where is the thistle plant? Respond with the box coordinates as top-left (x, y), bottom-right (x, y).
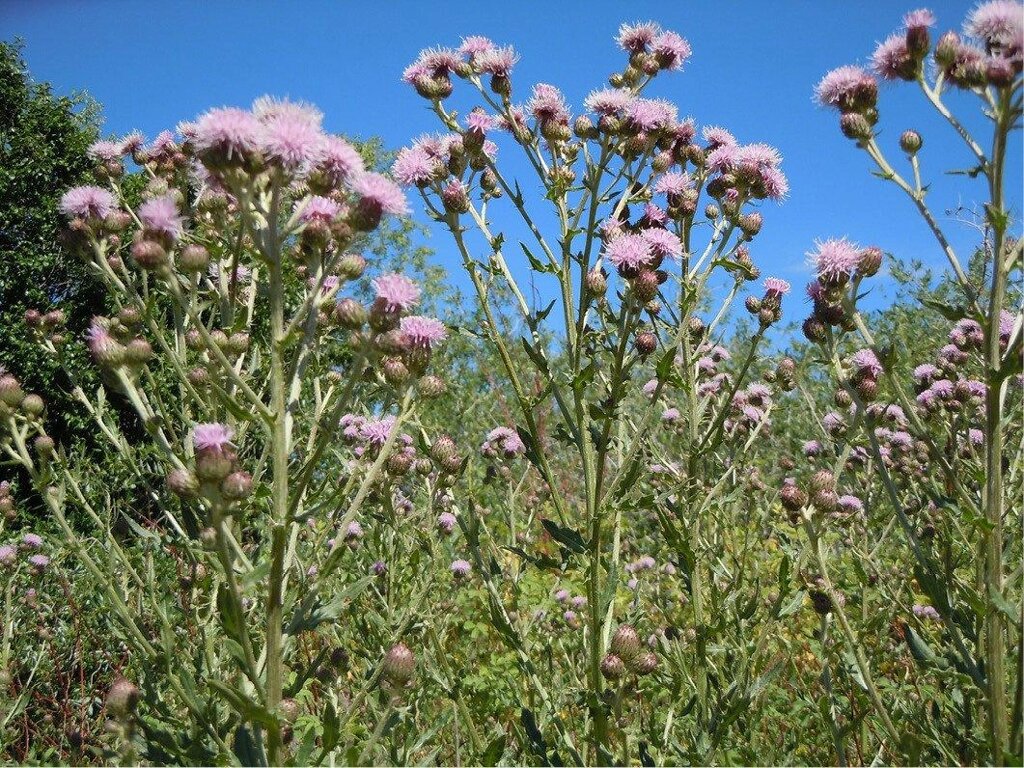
top-left (398, 23), bottom-right (797, 763)
top-left (1, 98), bottom-right (454, 764)
top-left (783, 3), bottom-right (1022, 763)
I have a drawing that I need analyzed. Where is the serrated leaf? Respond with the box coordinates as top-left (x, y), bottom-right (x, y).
top-left (541, 518), bottom-right (586, 554)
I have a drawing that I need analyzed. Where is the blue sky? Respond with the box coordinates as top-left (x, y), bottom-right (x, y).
top-left (4, 0), bottom-right (1020, 320)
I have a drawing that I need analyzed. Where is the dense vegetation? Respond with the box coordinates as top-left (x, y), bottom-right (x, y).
top-left (0, 5), bottom-right (1021, 766)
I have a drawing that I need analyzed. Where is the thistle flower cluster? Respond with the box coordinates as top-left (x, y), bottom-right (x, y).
top-left (601, 623), bottom-right (659, 681)
top-left (801, 238), bottom-right (884, 344)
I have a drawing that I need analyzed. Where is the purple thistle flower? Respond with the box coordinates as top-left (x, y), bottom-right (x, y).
top-left (757, 166), bottom-right (789, 200)
top-left (351, 172), bottom-right (409, 217)
top-left (399, 315), bottom-right (447, 349)
top-left (931, 379), bottom-right (955, 398)
top-left (193, 107), bottom-right (263, 162)
top-left (803, 440), bottom-right (823, 457)
top-left (318, 136), bottom-right (365, 187)
top-left (88, 140), bottom-right (126, 162)
top-left (252, 96), bottom-right (323, 128)
top-left (605, 233), bottom-right (653, 270)
top-left (904, 8), bottom-right (937, 29)
top-left (616, 21), bottom-right (660, 52)
top-left (838, 494), bottom-right (864, 514)
top-left (60, 186), bottom-right (115, 220)
top-left (138, 195), bottom-right (184, 239)
top-left (0, 545), bottom-right (15, 567)
top-left (359, 416), bottom-right (397, 446)
top-left (709, 345), bottom-right (731, 362)
top-left (654, 171), bottom-right (694, 197)
top-left (465, 109), bottom-right (497, 134)
top-left (584, 88), bottom-right (634, 116)
top-left (570, 595), bottom-right (588, 608)
top-left (641, 228), bottom-right (683, 260)
top-left (702, 125), bottom-right (737, 148)
top-left (459, 35), bottom-right (495, 56)
top-left (652, 30), bottom-right (692, 69)
top-left (965, 1), bottom-right (1023, 48)
top-left (437, 512), bottom-right (457, 534)
top-left (193, 423), bottom-right (234, 454)
top-left (872, 34), bottom-right (914, 79)
top-left (345, 521), bottom-right (364, 540)
top-left (763, 277), bottom-right (791, 297)
top-left (627, 98), bottom-right (678, 131)
top-left (913, 363), bottom-right (939, 382)
top-left (640, 203), bottom-right (669, 227)
top-left (260, 112), bottom-right (325, 171)
top-left (527, 83), bottom-right (570, 123)
top-left (809, 237), bottom-right (861, 283)
top-left (371, 560), bottom-right (387, 576)
top-left (913, 603), bottom-right (941, 621)
top-left (822, 411), bottom-right (846, 434)
top-left (697, 356), bottom-right (717, 374)
top-left (969, 428), bottom-right (985, 445)
top-left (300, 196), bottom-right (341, 223)
top-left (739, 142), bottom-right (783, 170)
top-left (392, 146), bottom-right (439, 187)
top-left (28, 554), bottom-right (50, 570)
top-left (642, 379), bottom-right (659, 397)
top-left (21, 533), bottom-right (43, 549)
top-left (474, 45), bottom-right (519, 76)
top-left (850, 349), bottom-right (884, 378)
top-left (554, 588), bottom-right (570, 603)
top-left (372, 274), bottom-right (421, 312)
top-left (662, 407), bottom-right (681, 422)
top-left (814, 65), bottom-right (878, 109)
top-left (450, 559), bottom-right (472, 579)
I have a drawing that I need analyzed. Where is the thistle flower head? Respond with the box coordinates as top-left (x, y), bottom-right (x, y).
top-left (850, 348), bottom-right (884, 378)
top-left (617, 21), bottom-right (661, 52)
top-left (527, 83), bottom-right (570, 123)
top-left (652, 30), bottom-right (692, 69)
top-left (300, 195), bottom-right (341, 223)
top-left (641, 228), bottom-right (683, 260)
top-left (459, 35), bottom-right (495, 56)
top-left (193, 423), bottom-right (234, 454)
top-left (60, 185), bottom-right (115, 220)
top-left (260, 111), bottom-right (325, 171)
top-left (359, 416), bottom-right (397, 446)
top-left (317, 136), bottom-right (364, 187)
top-left (605, 233), bottom-right (653, 270)
top-left (193, 107), bottom-right (263, 163)
top-left (372, 274), bottom-right (421, 312)
top-left (138, 195), bottom-right (184, 239)
top-left (965, 1), bottom-right (1023, 49)
top-left (351, 172), bottom-right (409, 217)
top-left (905, 8), bottom-right (937, 29)
top-left (88, 140), bottom-right (126, 162)
top-left (702, 125), bottom-right (737, 148)
top-left (654, 170), bottom-right (694, 197)
top-left (0, 546), bottom-right (15, 566)
top-left (392, 146), bottom-right (439, 187)
top-left (399, 315), bottom-right (447, 349)
top-left (474, 45), bottom-right (519, 76)
top-left (22, 533), bottom-right (43, 549)
top-left (627, 98), bottom-right (678, 131)
top-left (763, 277), bottom-right (791, 297)
top-left (584, 88), bottom-right (634, 116)
top-left (450, 559), bottom-right (472, 578)
top-left (809, 237), bottom-right (862, 284)
top-left (872, 34), bottom-right (915, 79)
top-left (815, 65), bottom-right (878, 110)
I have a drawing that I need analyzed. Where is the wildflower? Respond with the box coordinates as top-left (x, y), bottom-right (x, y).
top-left (359, 416), bottom-right (397, 447)
top-left (193, 107), bottom-right (263, 167)
top-left (193, 423), bottom-right (234, 454)
top-left (88, 140), bottom-right (126, 162)
top-left (654, 171), bottom-right (694, 198)
top-left (803, 440), bottom-right (823, 457)
top-left (315, 136), bottom-right (365, 188)
top-left (382, 643), bottom-right (416, 685)
top-left (351, 172), bottom-right (409, 218)
top-left (138, 195), bottom-right (184, 240)
top-left (662, 407), bottom-right (681, 422)
top-left (965, 0), bottom-right (1024, 50)
top-left (815, 65), bottom-right (878, 111)
top-left (554, 588), bottom-right (570, 603)
top-left (437, 512), bottom-right (457, 535)
top-left (0, 545), bottom-right (15, 567)
top-left (584, 88), bottom-right (634, 116)
top-left (399, 316), bottom-right (447, 349)
top-left (300, 196), bottom-right (341, 224)
top-left (838, 494), bottom-right (864, 514)
top-left (570, 595), bottom-right (588, 608)
top-left (912, 603), bottom-right (941, 621)
top-left (450, 559), bottom-right (472, 580)
top-left (809, 237), bottom-right (862, 286)
top-left (617, 21), bottom-right (660, 52)
top-left (605, 233), bottom-right (653, 272)
top-left (850, 348), bottom-right (884, 379)
top-left (60, 186), bottom-right (115, 220)
top-left (21, 533), bottom-right (42, 549)
top-left (372, 274), bottom-right (421, 313)
top-left (627, 98), bottom-right (678, 132)
top-left (527, 83), bottom-right (570, 124)
top-left (474, 45), bottom-right (518, 76)
top-left (652, 30), bottom-right (692, 70)
top-left (482, 427), bottom-right (526, 458)
top-left (763, 277), bottom-right (791, 298)
top-left (872, 34), bottom-right (916, 80)
top-left (703, 125), bottom-right (737, 148)
top-left (28, 554), bottom-right (50, 571)
top-left (601, 653), bottom-right (626, 680)
top-left (260, 111), bottom-right (324, 171)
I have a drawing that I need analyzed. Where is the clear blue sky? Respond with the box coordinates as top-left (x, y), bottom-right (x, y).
top-left (4, 0), bottom-right (1020, 318)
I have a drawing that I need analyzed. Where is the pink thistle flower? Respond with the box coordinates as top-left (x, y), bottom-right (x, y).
top-left (483, 426), bottom-right (526, 457)
top-left (627, 98), bottom-right (677, 131)
top-left (252, 96), bottom-right (322, 128)
top-left (702, 125), bottom-right (737, 148)
top-left (465, 109), bottom-right (497, 134)
top-left (584, 88), bottom-right (634, 116)
top-left (763, 277), bottom-right (791, 297)
top-left (969, 428), bottom-right (985, 445)
top-left (317, 136), bottom-right (364, 188)
top-left (641, 228), bottom-right (683, 260)
top-left (697, 356), bottom-right (717, 374)
top-left (372, 273), bottom-right (421, 312)
top-left (85, 319), bottom-right (120, 361)
top-left (662, 407), bottom-right (681, 422)
top-left (605, 233), bottom-right (653, 270)
top-left (351, 172), bottom-right (409, 217)
top-left (967, 380), bottom-right (988, 398)
top-left (88, 140), bottom-right (126, 162)
top-left (451, 559), bottom-right (472, 578)
top-left (260, 112), bottom-right (325, 171)
top-left (474, 45), bottom-right (519, 76)
top-left (913, 363), bottom-right (940, 382)
top-left (0, 546), bottom-right (14, 567)
top-left (804, 440), bottom-right (823, 456)
top-left (758, 166), bottom-right (789, 200)
top-left (965, 1), bottom-right (1023, 48)
top-left (806, 280), bottom-right (826, 302)
top-left (822, 412), bottom-right (846, 434)
top-left (193, 107), bottom-right (263, 163)
top-left (640, 203), bottom-right (669, 227)
top-left (121, 131), bottom-right (146, 153)
top-left (28, 554), bottom-right (50, 570)
top-left (22, 533), bottom-right (43, 549)
top-left (815, 65), bottom-right (878, 109)
top-left (359, 416), bottom-right (396, 446)
top-left (399, 315), bottom-right (447, 349)
top-left (617, 21), bottom-right (660, 52)
top-left (872, 34), bottom-right (915, 79)
top-left (148, 130), bottom-right (177, 155)
top-left (905, 8), bottom-right (937, 29)
top-left (709, 345), bottom-right (731, 361)
top-left (60, 185), bottom-right (115, 220)
top-left (138, 195), bottom-right (184, 239)
top-left (392, 145), bottom-right (439, 187)
top-left (707, 144), bottom-right (740, 172)
top-left (459, 35), bottom-right (495, 56)
top-left (300, 196), bottom-right (340, 223)
top-left (930, 379), bottom-right (955, 398)
top-left (528, 83), bottom-right (570, 123)
top-left (850, 348), bottom-right (883, 378)
top-left (654, 171), bottom-right (694, 197)
top-left (405, 47), bottom-right (461, 81)
top-left (809, 237), bottom-right (861, 283)
top-left (739, 143), bottom-right (783, 170)
top-left (999, 309), bottom-right (1016, 340)
top-left (652, 30), bottom-right (692, 70)
top-left (642, 379), bottom-right (659, 397)
top-left (194, 423), bottom-right (234, 454)
top-left (838, 494), bottom-right (864, 514)
top-left (482, 139), bottom-right (498, 159)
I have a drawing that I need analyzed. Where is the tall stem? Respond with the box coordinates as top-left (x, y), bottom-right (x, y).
top-left (265, 188), bottom-right (288, 764)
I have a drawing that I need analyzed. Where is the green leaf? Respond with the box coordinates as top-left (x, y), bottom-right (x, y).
top-left (232, 724), bottom-right (267, 767)
top-left (480, 733), bottom-right (507, 767)
top-left (541, 518), bottom-right (586, 554)
top-left (778, 590), bottom-right (806, 618)
top-left (989, 586), bottom-right (1019, 623)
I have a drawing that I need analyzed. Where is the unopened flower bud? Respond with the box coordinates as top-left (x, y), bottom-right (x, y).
top-left (629, 651), bottom-right (658, 675)
top-left (179, 244), bottom-right (210, 273)
top-left (131, 238), bottom-right (168, 270)
top-left (585, 268), bottom-right (607, 298)
top-left (106, 678), bottom-right (140, 719)
top-left (382, 643), bottom-right (416, 685)
top-left (601, 653), bottom-right (626, 681)
top-left (221, 471), bottom-right (253, 501)
top-left (34, 435), bottom-right (55, 457)
top-left (745, 296), bottom-right (762, 315)
top-left (167, 469), bottom-right (200, 498)
top-left (21, 394), bottom-right (44, 416)
top-left (780, 483), bottom-right (807, 512)
top-left (899, 130), bottom-right (922, 154)
top-left (611, 624), bottom-right (641, 660)
top-left (125, 338), bottom-right (153, 365)
top-left (858, 246), bottom-right (883, 277)
top-left (802, 317), bottom-right (828, 344)
top-left (0, 375), bottom-right (25, 407)
top-left (839, 113), bottom-right (873, 142)
top-left (338, 253), bottom-right (366, 280)
top-left (634, 331), bottom-right (657, 357)
top-left (418, 375), bottom-right (446, 399)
